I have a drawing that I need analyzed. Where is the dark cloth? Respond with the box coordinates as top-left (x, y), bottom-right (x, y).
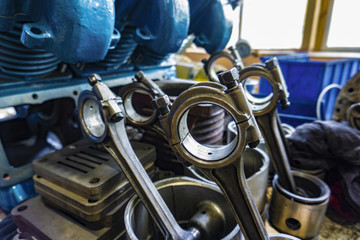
top-left (288, 120), bottom-right (360, 219)
top-left (0, 214), bottom-right (17, 240)
top-left (288, 121), bottom-right (360, 170)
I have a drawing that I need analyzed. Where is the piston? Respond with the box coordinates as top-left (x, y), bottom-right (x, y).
top-left (186, 147), bottom-right (270, 222)
top-left (269, 171), bottom-right (330, 239)
top-left (125, 177), bottom-right (242, 240)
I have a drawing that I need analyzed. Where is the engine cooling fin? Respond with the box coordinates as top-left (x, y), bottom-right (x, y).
top-left (0, 23), bottom-right (60, 80)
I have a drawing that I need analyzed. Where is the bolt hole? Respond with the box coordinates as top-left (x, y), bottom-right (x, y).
top-left (17, 206), bottom-right (28, 212)
top-left (73, 91), bottom-right (78, 96)
top-left (208, 152), bottom-right (212, 155)
top-left (2, 174), bottom-right (10, 180)
top-left (30, 27), bottom-right (42, 35)
top-left (89, 177), bottom-right (100, 184)
top-left (32, 94), bottom-right (38, 100)
top-left (36, 175), bottom-right (42, 179)
top-left (88, 199), bottom-right (98, 203)
top-left (201, 210), bottom-right (207, 215)
top-left (285, 218), bottom-right (301, 230)
top-left (348, 88), bottom-right (354, 93)
top-left (336, 108), bottom-right (341, 112)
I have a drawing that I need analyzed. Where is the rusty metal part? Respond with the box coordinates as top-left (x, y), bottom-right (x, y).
top-left (78, 74), bottom-right (201, 240)
top-left (12, 196), bottom-right (125, 240)
top-left (333, 70), bottom-right (360, 123)
top-left (125, 177), bottom-right (242, 240)
top-left (348, 102), bottom-right (360, 130)
top-left (237, 58), bottom-right (296, 193)
top-left (155, 68), bottom-right (272, 240)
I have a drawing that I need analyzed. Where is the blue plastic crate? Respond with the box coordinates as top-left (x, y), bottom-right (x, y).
top-left (259, 53), bottom-right (360, 122)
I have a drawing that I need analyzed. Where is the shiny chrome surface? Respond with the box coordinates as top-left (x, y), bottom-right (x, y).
top-left (155, 68), bottom-right (270, 240)
top-left (238, 58), bottom-right (296, 193)
top-left (79, 74), bottom-right (199, 240)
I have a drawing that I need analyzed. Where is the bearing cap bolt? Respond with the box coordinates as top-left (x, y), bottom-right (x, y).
top-left (152, 95), bottom-right (171, 115)
top-left (218, 68), bottom-right (239, 89)
top-left (265, 58), bottom-right (279, 70)
top-left (88, 73), bottom-right (102, 86)
top-left (280, 98), bottom-right (290, 110)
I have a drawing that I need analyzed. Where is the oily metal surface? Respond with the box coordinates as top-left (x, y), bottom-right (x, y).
top-left (81, 75), bottom-right (198, 240)
top-left (156, 74), bottom-right (269, 240)
top-left (269, 172), bottom-right (330, 239)
top-left (11, 196), bottom-right (125, 240)
top-left (34, 164), bottom-right (155, 225)
top-left (125, 177), bottom-right (242, 240)
top-left (33, 140), bottom-right (156, 200)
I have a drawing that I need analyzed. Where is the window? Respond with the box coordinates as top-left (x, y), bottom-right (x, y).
top-left (240, 0), bottom-right (308, 49)
top-left (326, 0), bottom-right (360, 49)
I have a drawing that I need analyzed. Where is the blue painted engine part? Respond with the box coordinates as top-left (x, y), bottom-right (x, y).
top-left (0, 178), bottom-right (37, 212)
top-left (0, 0), bottom-right (237, 212)
top-left (115, 0), bottom-right (190, 66)
top-left (0, 0), bottom-right (117, 64)
top-left (188, 0), bottom-right (235, 54)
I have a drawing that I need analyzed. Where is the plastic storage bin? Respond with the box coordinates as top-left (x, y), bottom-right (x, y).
top-left (259, 53), bottom-right (360, 126)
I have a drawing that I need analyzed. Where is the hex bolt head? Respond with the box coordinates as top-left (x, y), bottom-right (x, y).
top-left (152, 95), bottom-right (170, 109)
top-left (218, 68), bottom-right (239, 88)
top-left (280, 98), bottom-right (291, 110)
top-left (88, 74), bottom-right (102, 86)
top-left (134, 71), bottom-right (145, 81)
top-left (152, 95), bottom-right (170, 115)
top-left (110, 112), bottom-right (124, 123)
top-left (265, 58), bottom-right (279, 70)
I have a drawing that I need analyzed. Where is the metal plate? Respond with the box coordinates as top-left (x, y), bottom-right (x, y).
top-left (34, 165), bottom-right (155, 225)
top-left (12, 196), bottom-right (125, 240)
top-left (33, 140), bottom-right (156, 200)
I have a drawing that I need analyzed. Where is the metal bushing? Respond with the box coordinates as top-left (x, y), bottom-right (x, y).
top-left (119, 82), bottom-right (158, 127)
top-left (78, 90), bottom-right (107, 143)
top-left (269, 171), bottom-right (330, 239)
top-left (238, 65), bottom-right (280, 116)
top-left (203, 50), bottom-right (238, 82)
top-left (125, 177), bottom-right (242, 240)
top-left (168, 82), bottom-right (252, 168)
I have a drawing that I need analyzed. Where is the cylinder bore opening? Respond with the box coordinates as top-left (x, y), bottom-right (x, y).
top-left (180, 103), bottom-right (238, 161)
top-left (285, 218), bottom-right (301, 230)
top-left (123, 90), bottom-right (155, 124)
